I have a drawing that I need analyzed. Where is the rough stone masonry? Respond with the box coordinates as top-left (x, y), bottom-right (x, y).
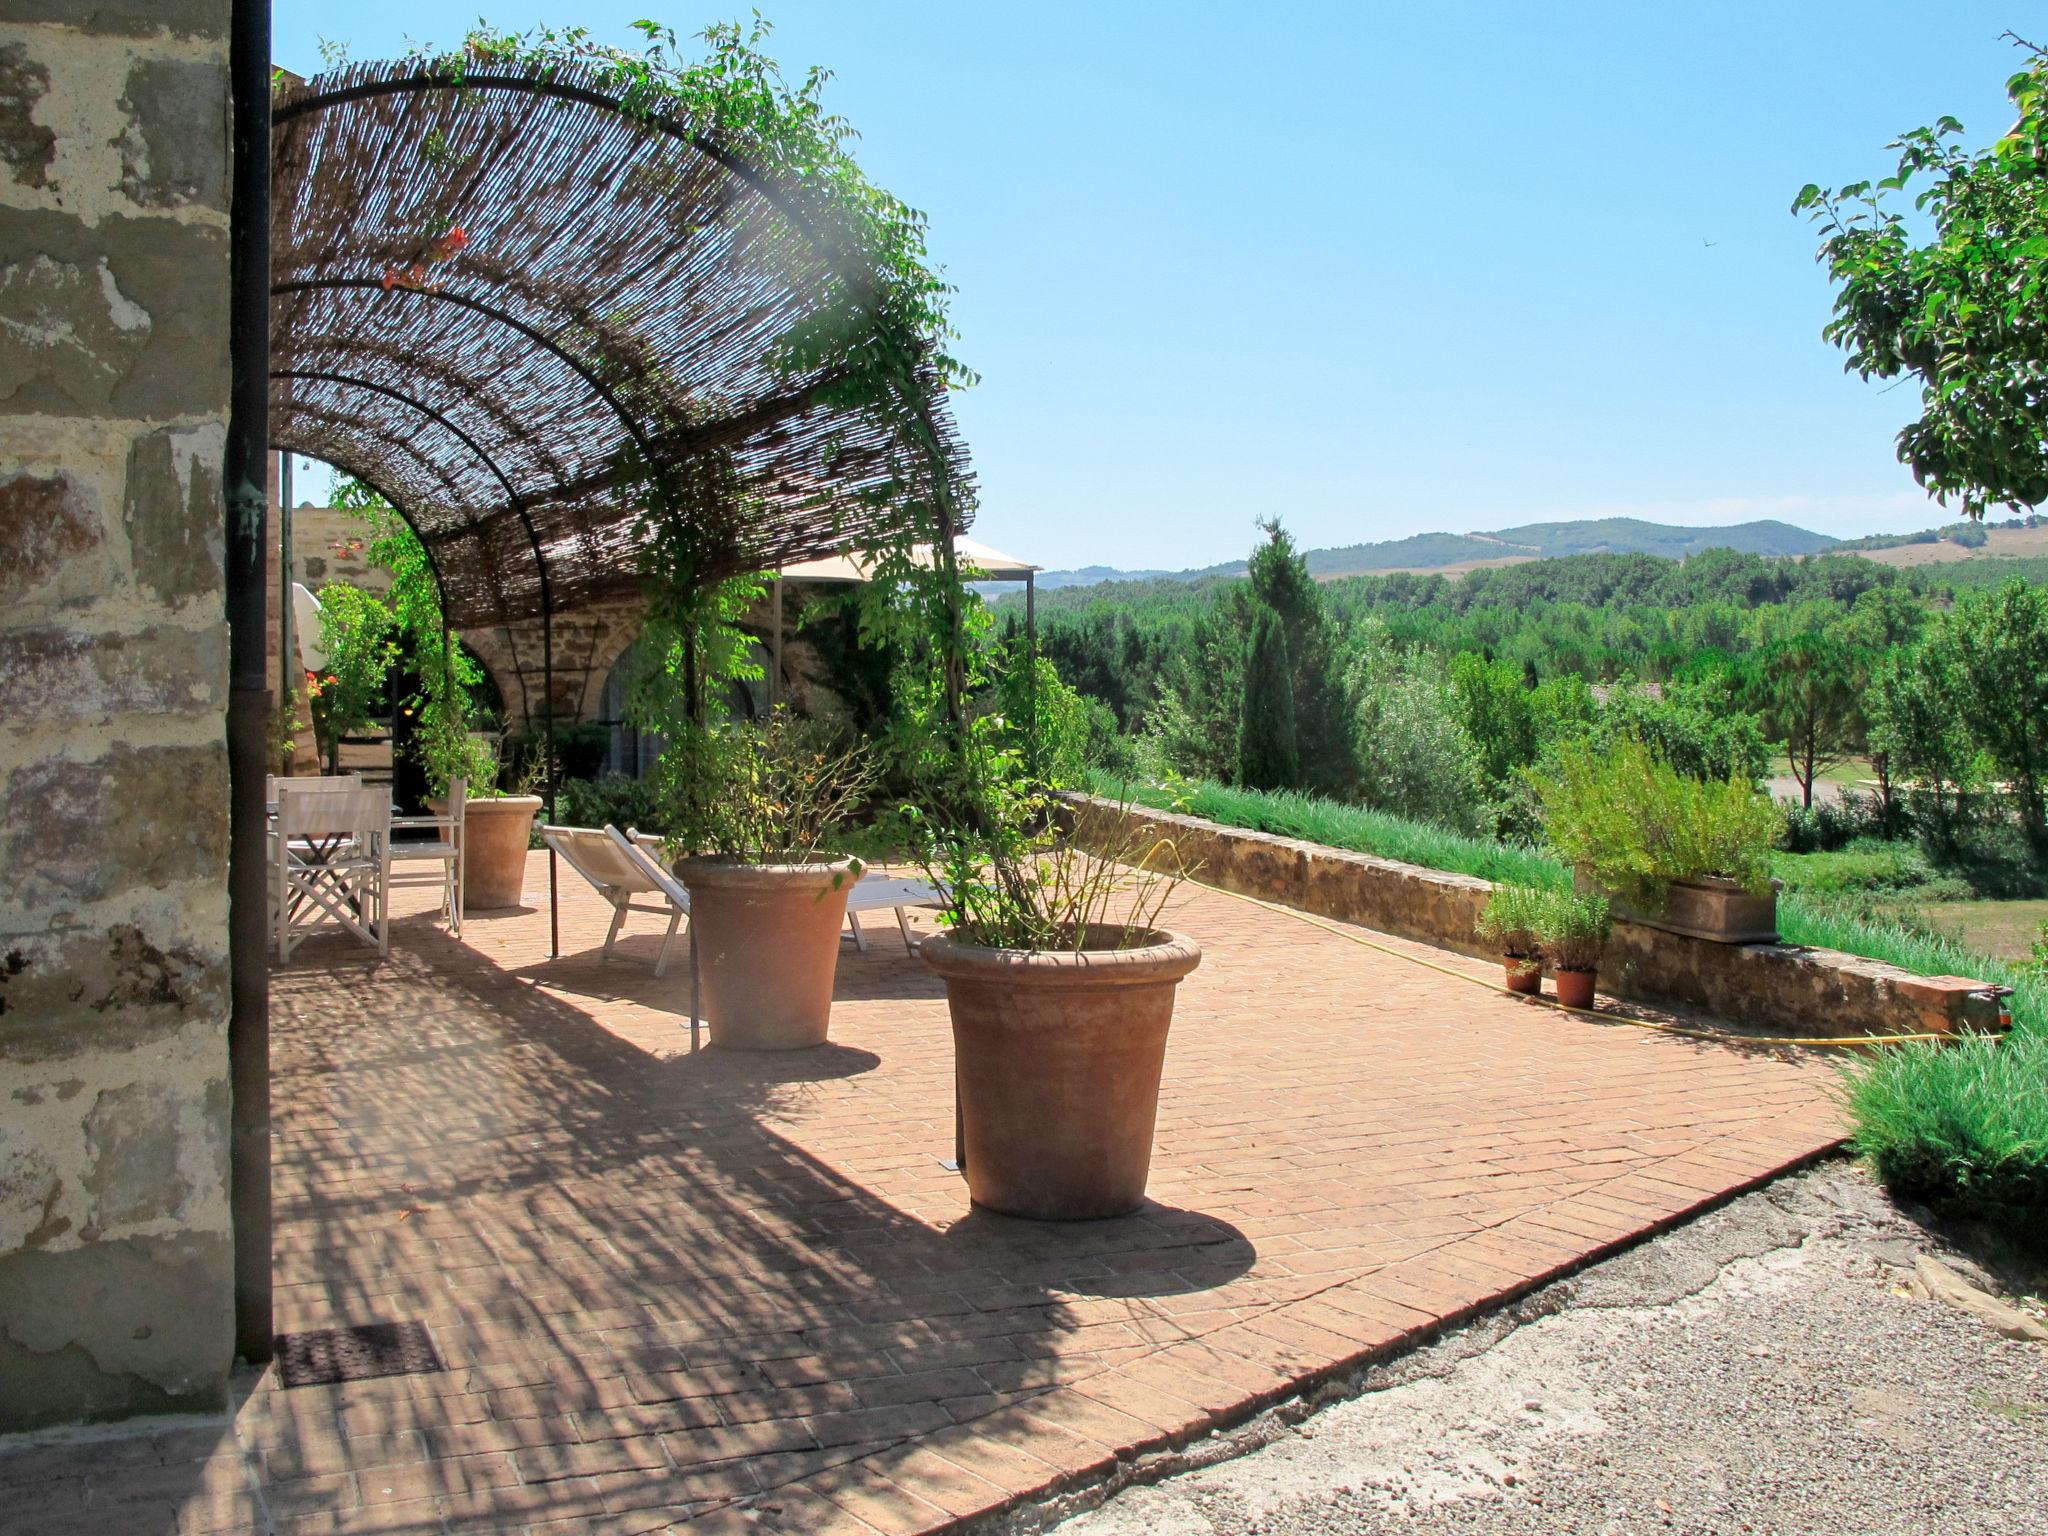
top-left (0, 0), bottom-right (236, 1430)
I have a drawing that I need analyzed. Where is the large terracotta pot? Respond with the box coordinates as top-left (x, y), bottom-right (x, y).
top-left (461, 795), bottom-right (542, 910)
top-left (677, 858), bottom-right (857, 1050)
top-left (921, 928), bottom-right (1202, 1221)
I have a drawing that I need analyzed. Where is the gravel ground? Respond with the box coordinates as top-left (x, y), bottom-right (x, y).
top-left (1044, 1166), bottom-right (2048, 1536)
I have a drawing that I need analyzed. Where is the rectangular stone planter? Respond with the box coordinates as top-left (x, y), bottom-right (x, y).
top-left (1610, 876), bottom-right (1781, 945)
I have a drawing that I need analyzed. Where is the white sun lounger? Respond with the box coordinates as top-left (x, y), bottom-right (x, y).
top-left (539, 823), bottom-right (691, 978)
top-left (625, 831), bottom-right (937, 953)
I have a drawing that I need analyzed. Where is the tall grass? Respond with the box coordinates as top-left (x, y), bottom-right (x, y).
top-left (1088, 770), bottom-right (2047, 1217)
top-left (1090, 772), bottom-right (1568, 889)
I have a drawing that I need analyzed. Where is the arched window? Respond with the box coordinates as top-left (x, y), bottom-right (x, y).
top-left (600, 632), bottom-right (772, 778)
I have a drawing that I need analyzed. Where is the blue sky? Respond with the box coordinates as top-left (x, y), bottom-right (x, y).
top-left (276, 3), bottom-right (2027, 570)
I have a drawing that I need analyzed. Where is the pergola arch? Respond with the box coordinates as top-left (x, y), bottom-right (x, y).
top-left (268, 54), bottom-right (969, 634)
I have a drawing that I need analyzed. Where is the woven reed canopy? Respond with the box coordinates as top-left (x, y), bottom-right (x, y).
top-left (268, 58), bottom-right (972, 630)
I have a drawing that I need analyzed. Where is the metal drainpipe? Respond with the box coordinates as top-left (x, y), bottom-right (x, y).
top-left (225, 0), bottom-right (274, 1364)
top-left (279, 452), bottom-right (293, 703)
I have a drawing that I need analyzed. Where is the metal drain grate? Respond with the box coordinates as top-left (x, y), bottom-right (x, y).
top-left (276, 1322), bottom-right (443, 1388)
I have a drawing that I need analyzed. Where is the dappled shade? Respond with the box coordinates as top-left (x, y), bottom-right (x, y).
top-left (269, 57), bottom-right (971, 628)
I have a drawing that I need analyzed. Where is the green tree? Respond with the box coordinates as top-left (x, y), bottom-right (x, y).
top-left (1797, 41), bottom-right (2048, 514)
top-left (1944, 579), bottom-right (2048, 848)
top-left (1448, 652), bottom-right (1538, 802)
top-left (1867, 645), bottom-right (1976, 843)
top-left (1342, 622), bottom-right (1488, 834)
top-left (1753, 627), bottom-right (1861, 809)
top-left (1238, 603), bottom-right (1299, 792)
top-left (1241, 519), bottom-right (1353, 794)
top-left (309, 584), bottom-right (396, 774)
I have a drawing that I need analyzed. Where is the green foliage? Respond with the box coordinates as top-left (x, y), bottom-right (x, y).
top-left (1773, 841), bottom-right (1969, 901)
top-left (1841, 1034), bottom-right (2048, 1217)
top-left (1542, 889), bottom-right (1611, 972)
top-left (1238, 603), bottom-right (1299, 792)
top-left (1751, 624), bottom-right (1863, 809)
top-left (1475, 882), bottom-right (1550, 957)
top-left (1797, 40), bottom-right (2048, 515)
top-left (1094, 771), bottom-right (1569, 890)
top-left (1448, 652), bottom-right (1538, 802)
top-left (993, 653), bottom-right (1130, 788)
top-left (1342, 624), bottom-right (1490, 836)
top-left (308, 584), bottom-right (396, 772)
top-left (1587, 678), bottom-right (1770, 785)
top-left (332, 478), bottom-right (491, 795)
top-left (556, 773), bottom-right (669, 836)
top-left (656, 710), bottom-right (878, 863)
top-left (1942, 579), bottom-right (2048, 848)
top-left (1531, 738), bottom-right (1782, 905)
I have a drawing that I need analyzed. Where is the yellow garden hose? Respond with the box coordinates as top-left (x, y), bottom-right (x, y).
top-left (1181, 874), bottom-right (1997, 1050)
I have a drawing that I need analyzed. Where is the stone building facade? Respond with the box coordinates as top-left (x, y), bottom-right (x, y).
top-left (0, 1), bottom-right (236, 1429)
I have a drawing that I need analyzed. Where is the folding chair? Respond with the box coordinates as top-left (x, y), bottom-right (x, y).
top-left (389, 777), bottom-right (465, 934)
top-left (625, 832), bottom-right (936, 952)
top-left (273, 785), bottom-right (390, 960)
top-left (540, 824), bottom-right (690, 977)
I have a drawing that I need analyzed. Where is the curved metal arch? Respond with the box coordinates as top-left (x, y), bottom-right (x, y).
top-left (272, 277), bottom-right (656, 465)
top-left (272, 368), bottom-right (557, 621)
top-left (267, 445), bottom-right (450, 614)
top-left (278, 332), bottom-right (579, 486)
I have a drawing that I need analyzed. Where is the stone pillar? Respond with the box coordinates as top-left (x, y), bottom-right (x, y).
top-left (0, 1), bottom-right (237, 1430)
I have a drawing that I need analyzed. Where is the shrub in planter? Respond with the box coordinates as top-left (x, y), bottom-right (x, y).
top-left (1476, 882), bottom-right (1549, 994)
top-left (912, 759), bottom-right (1200, 1221)
top-left (421, 726), bottom-right (538, 911)
top-left (1529, 738), bottom-right (1783, 942)
top-left (661, 711), bottom-right (877, 1051)
top-left (1540, 889), bottom-right (1611, 1010)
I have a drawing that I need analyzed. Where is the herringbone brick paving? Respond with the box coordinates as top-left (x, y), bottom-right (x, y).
top-left (0, 852), bottom-right (1845, 1533)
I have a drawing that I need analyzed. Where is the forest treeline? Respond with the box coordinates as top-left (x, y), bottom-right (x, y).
top-left (999, 525), bottom-right (2048, 859)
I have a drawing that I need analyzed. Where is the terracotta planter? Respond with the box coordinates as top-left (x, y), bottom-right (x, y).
top-left (677, 858), bottom-right (857, 1051)
top-left (921, 928), bottom-right (1201, 1221)
top-left (1503, 952), bottom-right (1543, 994)
top-left (460, 796), bottom-right (541, 910)
top-left (1610, 875), bottom-right (1780, 944)
top-left (1554, 967), bottom-right (1598, 1009)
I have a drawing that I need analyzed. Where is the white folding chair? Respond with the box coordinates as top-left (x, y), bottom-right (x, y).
top-left (389, 777), bottom-right (465, 934)
top-left (273, 785), bottom-right (390, 960)
top-left (541, 824), bottom-right (691, 977)
top-left (624, 831), bottom-right (936, 952)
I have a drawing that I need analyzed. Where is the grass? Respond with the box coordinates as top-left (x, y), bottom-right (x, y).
top-left (1090, 771), bottom-right (1569, 889)
top-left (1087, 768), bottom-right (2048, 1219)
top-left (1772, 841), bottom-right (1972, 901)
top-left (1916, 899), bottom-right (2048, 963)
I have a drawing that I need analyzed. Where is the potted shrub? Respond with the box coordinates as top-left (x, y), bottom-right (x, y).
top-left (1541, 889), bottom-right (1611, 1009)
top-left (1531, 738), bottom-right (1783, 944)
top-left (416, 694), bottom-right (538, 912)
top-left (663, 712), bottom-right (877, 1051)
top-left (912, 775), bottom-right (1200, 1221)
top-left (1476, 882), bottom-right (1548, 994)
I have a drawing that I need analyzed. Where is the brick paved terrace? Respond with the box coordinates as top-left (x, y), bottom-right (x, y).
top-left (0, 853), bottom-right (1847, 1535)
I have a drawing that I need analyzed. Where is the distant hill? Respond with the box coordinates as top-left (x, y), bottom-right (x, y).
top-left (1029, 517), bottom-right (1839, 589)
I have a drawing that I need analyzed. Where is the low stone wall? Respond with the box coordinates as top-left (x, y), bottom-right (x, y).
top-left (1067, 796), bottom-right (2003, 1041)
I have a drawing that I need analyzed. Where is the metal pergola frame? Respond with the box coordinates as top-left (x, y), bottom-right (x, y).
top-left (230, 42), bottom-right (975, 1362)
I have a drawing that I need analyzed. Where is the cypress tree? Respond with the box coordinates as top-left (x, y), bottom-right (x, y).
top-left (1238, 602), bottom-right (1299, 790)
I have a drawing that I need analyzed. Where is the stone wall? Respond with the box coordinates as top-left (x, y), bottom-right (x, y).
top-left (1066, 797), bottom-right (2004, 1042)
top-left (0, 1), bottom-right (235, 1430)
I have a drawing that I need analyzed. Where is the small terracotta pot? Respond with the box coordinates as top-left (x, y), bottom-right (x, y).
top-left (922, 928), bottom-right (1202, 1221)
top-left (460, 795), bottom-right (542, 910)
top-left (1503, 953), bottom-right (1543, 994)
top-left (678, 858), bottom-right (857, 1051)
top-left (1554, 967), bottom-right (1598, 1010)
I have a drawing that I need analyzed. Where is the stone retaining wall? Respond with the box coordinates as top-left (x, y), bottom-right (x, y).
top-left (1066, 796), bottom-right (2003, 1041)
top-left (0, 1), bottom-right (235, 1430)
